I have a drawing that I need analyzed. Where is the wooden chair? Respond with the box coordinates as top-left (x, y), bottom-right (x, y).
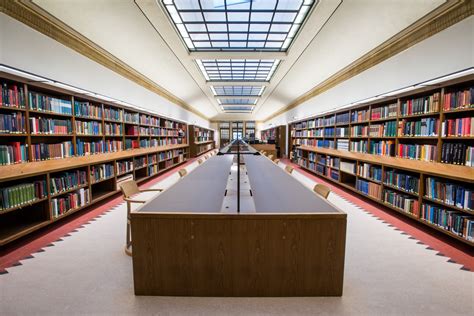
top-left (178, 169), bottom-right (187, 178)
top-left (285, 165), bottom-right (294, 174)
top-left (267, 154), bottom-right (274, 161)
top-left (119, 180), bottom-right (163, 256)
top-left (197, 158), bottom-right (203, 165)
top-left (274, 159), bottom-right (280, 164)
top-left (313, 184), bottom-right (331, 199)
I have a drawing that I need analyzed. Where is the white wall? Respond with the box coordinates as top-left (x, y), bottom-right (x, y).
top-left (0, 13), bottom-right (210, 127)
top-left (263, 16), bottom-right (474, 128)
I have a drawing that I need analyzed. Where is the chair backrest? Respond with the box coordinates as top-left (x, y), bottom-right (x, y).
top-left (197, 159), bottom-right (203, 165)
top-left (313, 184), bottom-right (331, 199)
top-left (119, 180), bottom-right (140, 198)
top-left (261, 151), bottom-right (267, 156)
top-left (204, 154), bottom-right (209, 159)
top-left (274, 159), bottom-right (280, 164)
top-left (285, 165), bottom-right (294, 174)
top-left (267, 154), bottom-right (274, 161)
top-left (178, 169), bottom-right (187, 178)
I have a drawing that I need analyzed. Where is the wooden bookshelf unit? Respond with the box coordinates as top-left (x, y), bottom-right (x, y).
top-left (0, 72), bottom-right (190, 245)
top-left (261, 125), bottom-right (286, 158)
top-left (189, 125), bottom-right (215, 157)
top-left (289, 75), bottom-right (474, 245)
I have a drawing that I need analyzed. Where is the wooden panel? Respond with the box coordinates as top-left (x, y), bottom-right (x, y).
top-left (299, 146), bottom-right (474, 183)
top-left (131, 213), bottom-right (346, 296)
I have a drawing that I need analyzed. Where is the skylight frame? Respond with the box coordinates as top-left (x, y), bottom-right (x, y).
top-left (197, 59), bottom-right (280, 82)
top-left (211, 85), bottom-right (265, 96)
top-left (162, 0), bottom-right (317, 52)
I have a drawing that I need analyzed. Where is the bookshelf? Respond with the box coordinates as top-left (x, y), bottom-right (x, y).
top-left (0, 72), bottom-right (190, 245)
top-left (289, 75), bottom-right (474, 245)
top-left (261, 125), bottom-right (286, 158)
top-left (189, 125), bottom-right (215, 157)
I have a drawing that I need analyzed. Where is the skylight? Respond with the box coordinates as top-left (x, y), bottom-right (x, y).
top-left (162, 0), bottom-right (316, 51)
top-left (221, 105), bottom-right (254, 112)
top-left (211, 85), bottom-right (265, 96)
top-left (218, 97), bottom-right (258, 105)
top-left (197, 59), bottom-right (280, 81)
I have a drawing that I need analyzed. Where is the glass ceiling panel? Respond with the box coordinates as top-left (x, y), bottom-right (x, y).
top-left (221, 105), bottom-right (254, 112)
top-left (212, 85), bottom-right (264, 96)
top-left (162, 0), bottom-right (317, 51)
top-left (197, 59), bottom-right (279, 81)
top-left (218, 98), bottom-right (257, 105)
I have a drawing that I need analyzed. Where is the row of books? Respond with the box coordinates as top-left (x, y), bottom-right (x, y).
top-left (336, 139), bottom-right (349, 151)
top-left (324, 127), bottom-right (335, 137)
top-left (327, 168), bottom-right (340, 181)
top-left (351, 125), bottom-right (368, 137)
top-left (0, 142), bottom-right (27, 165)
top-left (384, 170), bottom-right (419, 194)
top-left (126, 126), bottom-right (139, 136)
top-left (421, 204), bottom-right (473, 241)
top-left (397, 144), bottom-right (437, 162)
top-left (50, 170), bottom-right (87, 195)
top-left (124, 112), bottom-right (139, 124)
top-left (134, 157), bottom-right (147, 169)
top-left (356, 179), bottom-right (382, 199)
top-left (91, 164), bottom-right (114, 183)
top-left (369, 121), bottom-right (397, 137)
top-left (0, 180), bottom-right (47, 211)
top-left (116, 161), bottom-right (133, 175)
top-left (105, 140), bottom-right (122, 153)
top-left (336, 112), bottom-right (350, 124)
top-left (384, 189), bottom-right (419, 216)
top-left (30, 117), bottom-right (72, 135)
top-left (350, 140), bottom-right (368, 153)
top-left (29, 91), bottom-right (72, 115)
top-left (336, 127), bottom-right (349, 137)
top-left (399, 118), bottom-right (438, 137)
top-left (357, 163), bottom-right (382, 181)
top-left (105, 123), bottom-right (122, 136)
top-left (31, 141), bottom-right (73, 161)
top-left (369, 140), bottom-right (395, 156)
top-left (340, 161), bottom-right (356, 174)
top-left (76, 120), bottom-right (102, 135)
top-left (139, 127), bottom-right (149, 136)
top-left (425, 177), bottom-right (473, 210)
top-left (1, 82), bottom-right (26, 108)
top-left (351, 109), bottom-right (370, 123)
top-left (441, 143), bottom-right (473, 166)
top-left (400, 92), bottom-right (440, 116)
top-left (0, 112), bottom-right (25, 134)
top-left (442, 87), bottom-right (473, 111)
top-left (294, 129), bottom-right (324, 137)
top-left (442, 117), bottom-right (473, 137)
top-left (74, 101), bottom-right (102, 119)
top-left (326, 156), bottom-right (340, 168)
top-left (125, 139), bottom-right (139, 150)
top-left (104, 107), bottom-right (122, 122)
top-left (76, 140), bottom-right (105, 156)
top-left (51, 188), bottom-right (90, 218)
top-left (371, 103), bottom-right (397, 120)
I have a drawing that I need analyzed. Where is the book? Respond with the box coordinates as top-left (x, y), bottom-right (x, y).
top-left (124, 111), bottom-right (139, 124)
top-left (91, 164), bottom-right (114, 183)
top-left (356, 179), bottom-right (382, 199)
top-left (0, 112), bottom-right (26, 134)
top-left (442, 117), bottom-right (473, 137)
top-left (28, 91), bottom-right (72, 115)
top-left (76, 140), bottom-right (105, 156)
top-left (31, 141), bottom-right (73, 161)
top-left (336, 139), bottom-right (349, 151)
top-left (441, 143), bottom-right (472, 166)
top-left (421, 203), bottom-right (473, 241)
top-left (29, 117), bottom-right (72, 135)
top-left (384, 189), bottom-right (419, 216)
top-left (50, 170), bottom-right (87, 195)
top-left (369, 121), bottom-right (396, 137)
top-left (105, 122), bottom-right (122, 136)
top-left (351, 125), bottom-right (368, 137)
top-left (340, 161), bottom-right (356, 174)
top-left (1, 82), bottom-right (26, 108)
top-left (350, 140), bottom-right (368, 153)
top-left (369, 140), bottom-right (395, 156)
top-left (351, 109), bottom-right (370, 122)
top-left (357, 163), bottom-right (382, 181)
top-left (425, 177), bottom-right (473, 210)
top-left (0, 142), bottom-right (28, 165)
top-left (104, 140), bottom-right (123, 152)
top-left (74, 101), bottom-right (102, 119)
top-left (397, 143), bottom-right (437, 162)
top-left (371, 103), bottom-right (397, 120)
top-left (400, 92), bottom-right (440, 116)
top-left (75, 120), bottom-right (102, 135)
top-left (336, 112), bottom-right (350, 124)
top-left (104, 106), bottom-right (122, 122)
top-left (0, 180), bottom-right (46, 211)
top-left (116, 160), bottom-right (133, 175)
top-left (51, 188), bottom-right (90, 218)
top-left (384, 170), bottom-right (419, 194)
top-left (399, 118), bottom-right (438, 137)
top-left (443, 86), bottom-right (473, 111)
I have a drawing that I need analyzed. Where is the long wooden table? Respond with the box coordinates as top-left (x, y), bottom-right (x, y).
top-left (131, 154), bottom-right (346, 296)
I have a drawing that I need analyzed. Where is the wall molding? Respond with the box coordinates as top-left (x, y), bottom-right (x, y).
top-left (264, 0), bottom-right (473, 122)
top-left (0, 0), bottom-right (209, 121)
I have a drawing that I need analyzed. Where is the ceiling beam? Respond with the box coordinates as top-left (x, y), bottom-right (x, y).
top-left (206, 81), bottom-right (270, 87)
top-left (189, 51), bottom-right (287, 60)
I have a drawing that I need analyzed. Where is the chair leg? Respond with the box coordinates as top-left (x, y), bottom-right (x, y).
top-left (125, 201), bottom-right (132, 256)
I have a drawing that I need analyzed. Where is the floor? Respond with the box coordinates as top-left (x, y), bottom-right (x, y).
top-left (1, 155), bottom-right (472, 316)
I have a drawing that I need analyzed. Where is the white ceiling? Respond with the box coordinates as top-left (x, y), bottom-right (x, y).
top-left (33, 0), bottom-right (445, 122)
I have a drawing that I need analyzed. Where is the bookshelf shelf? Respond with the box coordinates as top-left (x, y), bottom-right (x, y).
top-left (0, 72), bottom-right (190, 245)
top-left (261, 125), bottom-right (287, 158)
top-left (189, 125), bottom-right (215, 157)
top-left (290, 75), bottom-right (474, 244)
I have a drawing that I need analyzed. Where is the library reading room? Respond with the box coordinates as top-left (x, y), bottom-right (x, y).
top-left (0, 1), bottom-right (473, 315)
